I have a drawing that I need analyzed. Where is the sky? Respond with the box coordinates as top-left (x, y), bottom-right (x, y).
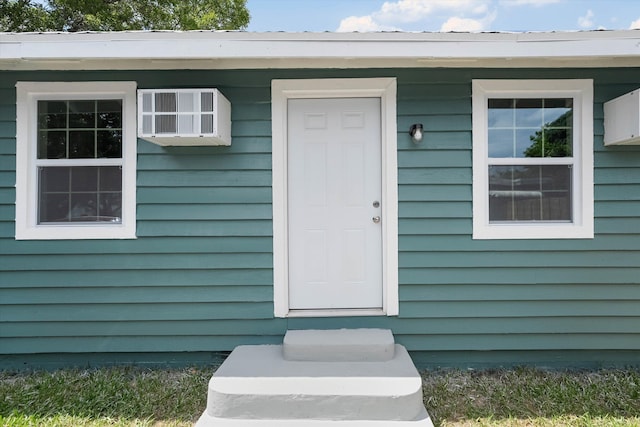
top-left (245, 0), bottom-right (640, 33)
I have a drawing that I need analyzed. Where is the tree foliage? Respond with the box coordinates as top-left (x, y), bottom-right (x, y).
top-left (0, 0), bottom-right (51, 32)
top-left (0, 0), bottom-right (250, 32)
top-left (523, 110), bottom-right (572, 158)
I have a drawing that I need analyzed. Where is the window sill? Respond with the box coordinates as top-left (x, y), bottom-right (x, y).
top-left (473, 223), bottom-right (594, 240)
top-left (16, 224), bottom-right (137, 240)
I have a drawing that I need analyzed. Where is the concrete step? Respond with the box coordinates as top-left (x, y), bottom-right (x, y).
top-left (196, 411), bottom-right (432, 426)
top-left (195, 339), bottom-right (433, 426)
top-left (283, 328), bottom-right (396, 362)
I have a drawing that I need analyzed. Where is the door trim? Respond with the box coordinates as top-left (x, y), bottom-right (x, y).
top-left (271, 78), bottom-right (398, 318)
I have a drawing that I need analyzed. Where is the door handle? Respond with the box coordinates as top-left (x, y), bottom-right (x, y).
top-left (372, 216), bottom-right (381, 224)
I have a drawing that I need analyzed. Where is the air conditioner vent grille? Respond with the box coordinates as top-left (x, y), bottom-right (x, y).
top-left (137, 88), bottom-right (231, 146)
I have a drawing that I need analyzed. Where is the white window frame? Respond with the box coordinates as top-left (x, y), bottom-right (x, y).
top-left (472, 79), bottom-right (594, 240)
top-left (15, 81), bottom-right (137, 240)
top-left (271, 78), bottom-right (398, 318)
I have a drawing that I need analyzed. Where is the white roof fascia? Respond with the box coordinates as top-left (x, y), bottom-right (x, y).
top-left (1, 30), bottom-right (639, 70)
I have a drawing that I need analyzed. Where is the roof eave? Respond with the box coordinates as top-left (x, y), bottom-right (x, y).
top-left (1, 30), bottom-right (639, 70)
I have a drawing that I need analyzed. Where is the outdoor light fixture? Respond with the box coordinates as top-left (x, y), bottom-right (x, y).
top-left (409, 123), bottom-right (423, 144)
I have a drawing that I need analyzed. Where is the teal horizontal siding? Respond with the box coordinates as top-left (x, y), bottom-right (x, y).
top-left (137, 170), bottom-right (271, 187)
top-left (137, 220), bottom-right (272, 236)
top-left (1, 302), bottom-right (275, 321)
top-left (0, 188), bottom-right (14, 204)
top-left (401, 283), bottom-right (640, 301)
top-left (137, 204), bottom-right (272, 220)
top-left (400, 267), bottom-right (640, 284)
top-left (2, 285), bottom-right (272, 304)
top-left (0, 67), bottom-right (639, 363)
top-left (2, 253), bottom-right (273, 270)
top-left (4, 320), bottom-right (285, 337)
top-left (399, 301), bottom-right (640, 318)
top-left (390, 68), bottom-right (640, 357)
top-left (0, 269), bottom-right (273, 287)
top-left (399, 334), bottom-right (640, 351)
top-left (0, 236), bottom-right (272, 255)
top-left (2, 335), bottom-right (281, 354)
top-left (138, 187), bottom-right (272, 204)
top-left (400, 234), bottom-right (640, 251)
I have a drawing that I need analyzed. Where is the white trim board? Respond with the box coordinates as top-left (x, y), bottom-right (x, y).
top-left (15, 81), bottom-right (137, 240)
top-left (2, 30), bottom-right (640, 70)
top-left (471, 79), bottom-right (594, 240)
top-left (271, 78), bottom-right (399, 318)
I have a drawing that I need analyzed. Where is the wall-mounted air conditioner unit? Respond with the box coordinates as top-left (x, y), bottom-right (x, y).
top-left (604, 89), bottom-right (640, 146)
top-left (138, 89), bottom-right (231, 146)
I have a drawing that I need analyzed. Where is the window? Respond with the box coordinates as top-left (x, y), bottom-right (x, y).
top-left (16, 82), bottom-right (137, 240)
top-left (472, 80), bottom-right (593, 239)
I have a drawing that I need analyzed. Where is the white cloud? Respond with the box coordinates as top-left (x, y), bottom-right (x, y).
top-left (441, 17), bottom-right (485, 31)
top-left (375, 0), bottom-right (489, 24)
top-left (336, 0), bottom-right (493, 32)
top-left (578, 9), bottom-right (594, 28)
top-left (500, 0), bottom-right (561, 6)
top-left (337, 16), bottom-right (386, 32)
top-left (630, 17), bottom-right (640, 29)
top-left (440, 10), bottom-right (496, 32)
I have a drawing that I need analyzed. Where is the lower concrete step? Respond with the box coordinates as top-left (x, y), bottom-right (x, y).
top-left (283, 328), bottom-right (396, 362)
top-left (196, 329), bottom-right (433, 426)
top-left (196, 412), bottom-right (432, 426)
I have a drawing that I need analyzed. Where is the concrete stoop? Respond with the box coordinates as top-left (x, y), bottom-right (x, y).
top-left (195, 329), bottom-right (434, 426)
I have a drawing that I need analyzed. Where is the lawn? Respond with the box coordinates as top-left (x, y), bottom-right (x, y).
top-left (1, 367), bottom-right (639, 426)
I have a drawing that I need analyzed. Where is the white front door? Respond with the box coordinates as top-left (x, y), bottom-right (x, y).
top-left (287, 98), bottom-right (383, 310)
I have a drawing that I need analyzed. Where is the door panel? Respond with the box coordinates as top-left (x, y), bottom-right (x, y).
top-left (287, 98), bottom-right (382, 310)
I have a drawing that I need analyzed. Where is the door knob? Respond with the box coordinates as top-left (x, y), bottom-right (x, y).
top-left (372, 216), bottom-right (381, 224)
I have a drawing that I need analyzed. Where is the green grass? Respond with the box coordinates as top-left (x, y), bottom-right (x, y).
top-left (423, 368), bottom-right (640, 426)
top-left (1, 367), bottom-right (640, 426)
top-left (0, 367), bottom-right (214, 427)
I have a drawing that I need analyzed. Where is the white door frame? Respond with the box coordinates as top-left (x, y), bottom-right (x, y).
top-left (271, 78), bottom-right (398, 318)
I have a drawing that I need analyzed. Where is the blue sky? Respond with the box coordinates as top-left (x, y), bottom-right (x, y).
top-left (245, 0), bottom-right (640, 32)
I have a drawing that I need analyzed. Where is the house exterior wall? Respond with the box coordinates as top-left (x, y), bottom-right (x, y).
top-left (1, 67), bottom-right (639, 368)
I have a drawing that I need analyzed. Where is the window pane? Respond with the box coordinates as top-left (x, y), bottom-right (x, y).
top-left (37, 98), bottom-right (122, 160)
top-left (39, 192), bottom-right (69, 223)
top-left (38, 166), bottom-right (122, 224)
top-left (544, 98), bottom-right (573, 123)
top-left (97, 100), bottom-right (123, 129)
top-left (516, 128), bottom-right (539, 158)
top-left (98, 193), bottom-right (122, 220)
top-left (39, 167), bottom-right (70, 192)
top-left (71, 167), bottom-right (98, 191)
top-left (488, 165), bottom-right (572, 222)
top-left (99, 166), bottom-right (122, 191)
top-left (69, 131), bottom-right (95, 158)
top-left (38, 130), bottom-right (67, 159)
top-left (514, 99), bottom-right (543, 127)
top-left (68, 100), bottom-right (96, 128)
top-left (38, 100), bottom-right (67, 129)
top-left (488, 98), bottom-right (573, 159)
top-left (97, 130), bottom-right (122, 158)
top-left (39, 167), bottom-right (72, 222)
top-left (544, 128), bottom-right (572, 157)
top-left (69, 193), bottom-right (98, 219)
top-left (488, 129), bottom-right (514, 157)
